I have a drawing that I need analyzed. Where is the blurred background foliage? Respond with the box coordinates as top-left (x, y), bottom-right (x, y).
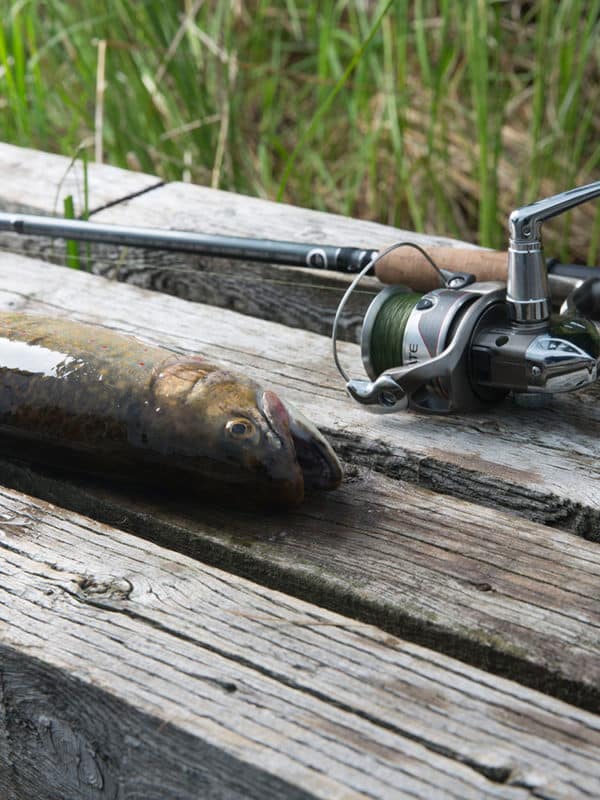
top-left (1, 0), bottom-right (600, 262)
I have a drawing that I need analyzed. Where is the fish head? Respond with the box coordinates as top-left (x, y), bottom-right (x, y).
top-left (207, 378), bottom-right (342, 507)
top-left (153, 358), bottom-right (342, 507)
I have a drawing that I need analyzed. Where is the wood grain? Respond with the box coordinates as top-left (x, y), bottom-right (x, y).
top-left (1, 448), bottom-right (598, 712)
top-left (0, 484), bottom-right (598, 799)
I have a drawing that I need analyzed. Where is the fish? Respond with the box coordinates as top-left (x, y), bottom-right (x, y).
top-left (0, 312), bottom-right (342, 508)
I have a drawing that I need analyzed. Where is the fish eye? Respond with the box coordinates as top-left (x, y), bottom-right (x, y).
top-left (225, 417), bottom-right (256, 439)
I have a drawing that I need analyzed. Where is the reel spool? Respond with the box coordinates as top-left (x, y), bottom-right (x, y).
top-left (360, 285), bottom-right (502, 411)
top-left (361, 288), bottom-right (422, 379)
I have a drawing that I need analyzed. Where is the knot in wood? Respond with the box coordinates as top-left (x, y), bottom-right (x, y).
top-left (77, 574), bottom-right (133, 602)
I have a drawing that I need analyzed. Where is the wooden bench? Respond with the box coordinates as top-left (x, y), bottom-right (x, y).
top-left (0, 143), bottom-right (598, 799)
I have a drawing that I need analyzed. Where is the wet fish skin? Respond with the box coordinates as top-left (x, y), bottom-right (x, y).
top-left (0, 312), bottom-right (341, 507)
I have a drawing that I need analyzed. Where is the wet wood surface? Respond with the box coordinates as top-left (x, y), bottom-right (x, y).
top-left (0, 144), bottom-right (599, 798)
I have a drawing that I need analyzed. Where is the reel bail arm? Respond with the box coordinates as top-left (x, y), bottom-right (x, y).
top-left (507, 181), bottom-right (600, 324)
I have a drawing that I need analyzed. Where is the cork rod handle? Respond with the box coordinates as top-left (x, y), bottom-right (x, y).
top-left (374, 246), bottom-right (508, 290)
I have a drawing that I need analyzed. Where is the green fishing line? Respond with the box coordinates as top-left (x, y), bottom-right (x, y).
top-left (367, 292), bottom-right (422, 377)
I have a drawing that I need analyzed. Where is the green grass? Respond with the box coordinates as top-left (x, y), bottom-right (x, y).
top-left (1, 1), bottom-right (600, 261)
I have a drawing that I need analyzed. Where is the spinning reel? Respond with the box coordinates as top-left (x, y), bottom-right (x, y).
top-left (334, 182), bottom-right (600, 413)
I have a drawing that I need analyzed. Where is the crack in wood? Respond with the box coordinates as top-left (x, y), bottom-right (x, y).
top-left (87, 180), bottom-right (165, 218)
top-left (328, 430), bottom-right (600, 542)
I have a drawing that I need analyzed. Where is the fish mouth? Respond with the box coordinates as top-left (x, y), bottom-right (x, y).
top-left (261, 390), bottom-right (343, 493)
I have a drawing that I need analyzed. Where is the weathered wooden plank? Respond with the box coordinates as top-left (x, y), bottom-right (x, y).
top-left (0, 143), bottom-right (473, 340)
top-left (2, 447), bottom-right (598, 713)
top-left (0, 485), bottom-right (599, 800)
top-left (0, 142), bottom-right (161, 216)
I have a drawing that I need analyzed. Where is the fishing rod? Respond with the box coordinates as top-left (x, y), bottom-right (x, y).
top-left (0, 210), bottom-right (598, 302)
top-left (3, 184), bottom-right (600, 416)
top-left (0, 211), bottom-right (376, 272)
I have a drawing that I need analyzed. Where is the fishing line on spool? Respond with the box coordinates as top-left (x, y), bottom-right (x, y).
top-left (363, 289), bottom-right (423, 378)
top-left (332, 241), bottom-right (447, 382)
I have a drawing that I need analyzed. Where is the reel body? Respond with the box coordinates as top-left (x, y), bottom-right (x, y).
top-left (354, 280), bottom-right (599, 413)
top-left (334, 180), bottom-right (600, 414)
top-left (359, 283), bottom-right (508, 413)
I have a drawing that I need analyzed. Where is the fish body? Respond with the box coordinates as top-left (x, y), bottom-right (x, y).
top-left (0, 312), bottom-right (342, 507)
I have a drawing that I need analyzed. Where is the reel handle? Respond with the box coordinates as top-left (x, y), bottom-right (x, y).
top-left (374, 246), bottom-right (507, 289)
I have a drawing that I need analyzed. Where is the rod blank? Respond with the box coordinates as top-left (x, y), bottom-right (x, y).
top-left (0, 212), bottom-right (376, 273)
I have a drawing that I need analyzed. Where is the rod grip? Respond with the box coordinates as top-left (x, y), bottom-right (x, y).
top-left (374, 246), bottom-right (508, 290)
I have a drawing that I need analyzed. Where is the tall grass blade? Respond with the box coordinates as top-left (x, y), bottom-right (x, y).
top-left (276, 0), bottom-right (395, 201)
top-left (63, 194), bottom-right (80, 270)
